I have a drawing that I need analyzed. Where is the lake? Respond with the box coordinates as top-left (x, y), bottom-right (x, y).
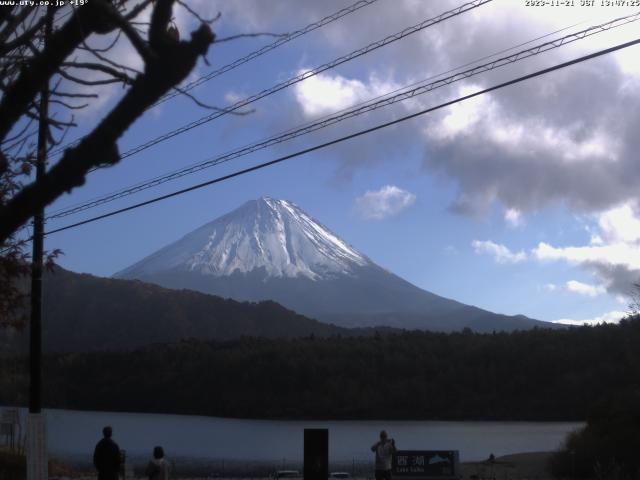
top-left (9, 408), bottom-right (582, 464)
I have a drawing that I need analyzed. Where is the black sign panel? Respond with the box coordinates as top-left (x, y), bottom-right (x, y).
top-left (393, 450), bottom-right (459, 478)
top-left (304, 428), bottom-right (328, 480)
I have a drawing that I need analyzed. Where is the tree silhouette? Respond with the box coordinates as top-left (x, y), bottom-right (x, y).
top-left (0, 0), bottom-right (215, 242)
top-left (0, 0), bottom-right (218, 326)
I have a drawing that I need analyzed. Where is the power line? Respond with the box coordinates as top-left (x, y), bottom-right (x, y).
top-left (153, 0), bottom-right (381, 107)
top-left (4, 0), bottom-right (484, 248)
top-left (49, 0), bottom-right (492, 164)
top-left (44, 16), bottom-right (592, 217)
top-left (43, 36), bottom-right (640, 237)
top-left (47, 0), bottom-right (381, 158)
top-left (115, 0), bottom-right (492, 160)
top-left (45, 11), bottom-right (640, 221)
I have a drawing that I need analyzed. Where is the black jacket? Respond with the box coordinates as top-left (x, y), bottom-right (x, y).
top-left (93, 437), bottom-right (121, 480)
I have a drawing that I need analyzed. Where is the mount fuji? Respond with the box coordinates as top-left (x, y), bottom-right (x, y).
top-left (115, 197), bottom-right (553, 332)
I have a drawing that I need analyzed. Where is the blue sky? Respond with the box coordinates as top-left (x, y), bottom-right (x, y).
top-left (38, 0), bottom-right (640, 325)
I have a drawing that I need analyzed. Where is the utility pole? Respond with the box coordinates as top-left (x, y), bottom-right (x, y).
top-left (27, 7), bottom-right (52, 480)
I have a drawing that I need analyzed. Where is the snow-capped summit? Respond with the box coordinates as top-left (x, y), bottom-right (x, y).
top-left (116, 197), bottom-right (371, 281)
top-left (116, 197), bottom-right (551, 332)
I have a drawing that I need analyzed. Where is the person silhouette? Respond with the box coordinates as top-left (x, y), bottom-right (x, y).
top-left (93, 426), bottom-right (121, 480)
top-left (146, 446), bottom-right (170, 480)
top-left (371, 430), bottom-right (397, 480)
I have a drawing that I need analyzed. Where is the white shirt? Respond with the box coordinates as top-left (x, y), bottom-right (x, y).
top-left (147, 458), bottom-right (170, 480)
top-left (373, 440), bottom-right (394, 470)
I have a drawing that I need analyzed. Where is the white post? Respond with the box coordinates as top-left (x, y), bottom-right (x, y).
top-left (27, 413), bottom-right (48, 480)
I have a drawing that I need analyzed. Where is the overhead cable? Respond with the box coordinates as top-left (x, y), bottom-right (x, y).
top-left (46, 11), bottom-right (640, 221)
top-left (47, 0), bottom-right (381, 157)
top-left (49, 0), bottom-right (492, 163)
top-left (43, 36), bottom-right (640, 237)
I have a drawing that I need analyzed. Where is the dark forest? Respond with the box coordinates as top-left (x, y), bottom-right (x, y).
top-left (2, 317), bottom-right (639, 421)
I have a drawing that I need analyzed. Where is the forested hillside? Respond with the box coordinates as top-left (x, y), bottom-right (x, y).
top-left (1, 317), bottom-right (638, 421)
top-left (0, 267), bottom-right (349, 353)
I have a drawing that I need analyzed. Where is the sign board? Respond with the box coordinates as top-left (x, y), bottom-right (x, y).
top-left (393, 451), bottom-right (460, 479)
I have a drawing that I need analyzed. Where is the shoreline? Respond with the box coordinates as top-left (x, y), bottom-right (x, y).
top-left (462, 452), bottom-right (554, 480)
top-left (44, 451), bottom-right (556, 480)
top-left (2, 404), bottom-right (586, 423)
top-left (2, 448), bottom-right (557, 480)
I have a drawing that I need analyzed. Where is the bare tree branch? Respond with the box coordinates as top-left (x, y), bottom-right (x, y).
top-left (77, 29), bottom-right (123, 53)
top-left (0, 0), bottom-right (224, 325)
top-left (93, 0), bottom-right (155, 63)
top-left (1, 117), bottom-right (36, 146)
top-left (50, 90), bottom-right (99, 99)
top-left (149, 0), bottom-right (174, 48)
top-left (48, 118), bottom-right (73, 148)
top-left (61, 61), bottom-right (135, 84)
top-left (123, 0), bottom-right (155, 21)
top-left (170, 83), bottom-right (254, 114)
top-left (0, 7), bottom-right (15, 27)
top-left (177, 1), bottom-right (221, 25)
top-left (2, 135), bottom-right (33, 159)
top-left (58, 68), bottom-right (126, 86)
top-left (0, 15), bottom-right (48, 56)
top-left (0, 3), bottom-right (116, 141)
top-left (46, 117), bottom-right (77, 130)
top-left (0, 0), bottom-right (215, 242)
top-left (82, 45), bottom-right (143, 75)
top-left (0, 6), bottom-right (34, 45)
top-left (49, 99), bottom-right (89, 110)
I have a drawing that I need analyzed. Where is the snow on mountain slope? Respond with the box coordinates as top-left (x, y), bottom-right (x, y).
top-left (115, 196), bottom-right (553, 331)
top-left (115, 197), bottom-right (371, 281)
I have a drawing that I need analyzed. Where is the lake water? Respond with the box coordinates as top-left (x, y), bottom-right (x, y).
top-left (9, 408), bottom-right (582, 464)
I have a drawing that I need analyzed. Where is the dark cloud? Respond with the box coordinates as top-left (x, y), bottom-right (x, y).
top-left (422, 56), bottom-right (640, 216)
top-left (194, 0), bottom-right (640, 217)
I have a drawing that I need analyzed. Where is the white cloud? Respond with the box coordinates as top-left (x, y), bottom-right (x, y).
top-left (472, 240), bottom-right (526, 264)
top-left (504, 208), bottom-right (523, 228)
top-left (565, 280), bottom-right (606, 297)
top-left (198, 0), bottom-right (640, 223)
top-left (422, 77), bottom-right (626, 218)
top-left (534, 241), bottom-right (640, 269)
top-left (553, 310), bottom-right (628, 326)
top-left (294, 70), bottom-right (398, 118)
top-left (430, 85), bottom-right (488, 141)
top-left (426, 86), bottom-right (620, 166)
top-left (294, 72), bottom-right (368, 117)
top-left (543, 283), bottom-right (557, 292)
top-left (224, 91), bottom-right (244, 104)
top-left (355, 185), bottom-right (416, 220)
top-left (597, 203), bottom-right (640, 244)
top-left (531, 202), bottom-right (640, 295)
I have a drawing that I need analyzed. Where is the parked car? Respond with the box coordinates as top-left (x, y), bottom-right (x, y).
top-left (273, 470), bottom-right (302, 479)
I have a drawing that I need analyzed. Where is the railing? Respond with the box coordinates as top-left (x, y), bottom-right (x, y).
top-left (0, 408), bottom-right (22, 453)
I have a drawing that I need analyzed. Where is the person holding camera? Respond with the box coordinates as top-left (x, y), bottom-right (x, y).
top-left (371, 430), bottom-right (397, 480)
